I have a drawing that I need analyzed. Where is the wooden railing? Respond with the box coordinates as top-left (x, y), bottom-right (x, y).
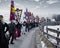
top-left (43, 27), bottom-right (60, 48)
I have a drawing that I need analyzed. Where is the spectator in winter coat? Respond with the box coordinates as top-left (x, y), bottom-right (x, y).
top-left (0, 15), bottom-right (9, 48)
top-left (21, 23), bottom-right (26, 35)
top-left (25, 22), bottom-right (30, 32)
top-left (9, 20), bottom-right (15, 44)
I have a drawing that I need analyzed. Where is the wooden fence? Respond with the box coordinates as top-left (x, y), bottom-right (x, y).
top-left (41, 26), bottom-right (60, 48)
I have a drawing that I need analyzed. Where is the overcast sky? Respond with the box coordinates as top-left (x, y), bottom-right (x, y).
top-left (0, 0), bottom-right (60, 23)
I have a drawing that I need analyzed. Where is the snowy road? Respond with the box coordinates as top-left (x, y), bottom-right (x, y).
top-left (9, 28), bottom-right (29, 48)
top-left (9, 28), bottom-right (38, 48)
top-left (9, 34), bottom-right (27, 48)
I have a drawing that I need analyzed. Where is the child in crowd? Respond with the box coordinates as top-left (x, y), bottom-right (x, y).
top-left (21, 23), bottom-right (26, 35)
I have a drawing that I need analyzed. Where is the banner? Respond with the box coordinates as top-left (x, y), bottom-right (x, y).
top-left (10, 0), bottom-right (15, 21)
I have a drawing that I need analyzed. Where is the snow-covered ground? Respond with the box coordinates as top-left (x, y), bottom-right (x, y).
top-left (9, 27), bottom-right (54, 48)
top-left (9, 27), bottom-right (29, 48)
top-left (9, 28), bottom-right (38, 48)
top-left (9, 32), bottom-right (29, 48)
top-left (9, 25), bottom-right (60, 48)
top-left (41, 41), bottom-right (47, 48)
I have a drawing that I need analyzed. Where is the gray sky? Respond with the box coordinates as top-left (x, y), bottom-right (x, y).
top-left (0, 0), bottom-right (60, 23)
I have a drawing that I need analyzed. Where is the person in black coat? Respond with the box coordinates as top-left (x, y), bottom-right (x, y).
top-left (0, 15), bottom-right (9, 48)
top-left (9, 21), bottom-right (15, 44)
top-left (25, 22), bottom-right (30, 32)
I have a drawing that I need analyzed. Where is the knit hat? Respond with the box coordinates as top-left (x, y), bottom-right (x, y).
top-left (0, 15), bottom-right (3, 20)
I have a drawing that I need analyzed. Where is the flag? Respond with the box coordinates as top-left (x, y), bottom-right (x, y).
top-left (24, 8), bottom-right (28, 16)
top-left (10, 0), bottom-right (15, 21)
top-left (24, 8), bottom-right (32, 22)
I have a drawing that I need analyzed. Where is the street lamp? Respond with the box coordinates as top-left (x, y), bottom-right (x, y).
top-left (15, 8), bottom-right (22, 22)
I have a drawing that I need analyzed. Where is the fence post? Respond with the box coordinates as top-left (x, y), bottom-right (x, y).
top-left (46, 26), bottom-right (49, 38)
top-left (57, 28), bottom-right (59, 45)
top-left (41, 24), bottom-right (44, 35)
